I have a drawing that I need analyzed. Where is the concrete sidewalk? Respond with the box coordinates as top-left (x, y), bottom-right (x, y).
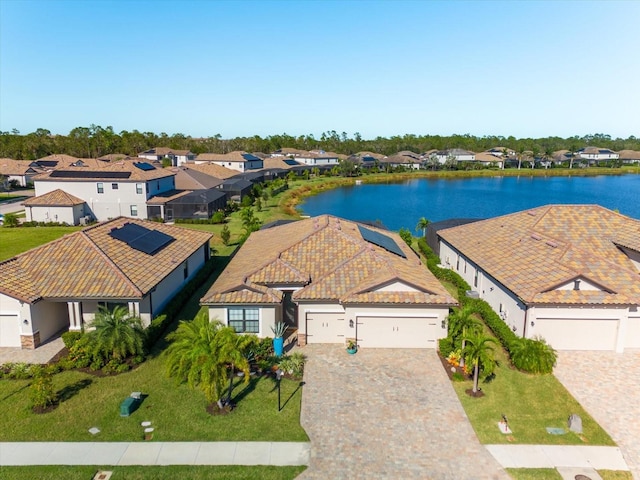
top-left (0, 442), bottom-right (310, 467)
top-left (486, 444), bottom-right (629, 471)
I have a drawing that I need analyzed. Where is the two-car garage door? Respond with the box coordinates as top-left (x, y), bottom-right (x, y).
top-left (306, 313), bottom-right (440, 348)
top-left (357, 316), bottom-right (438, 349)
top-left (534, 318), bottom-right (619, 351)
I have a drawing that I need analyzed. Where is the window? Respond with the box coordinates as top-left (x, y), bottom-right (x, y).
top-left (228, 307), bottom-right (259, 333)
top-left (136, 183), bottom-right (143, 194)
top-left (130, 205), bottom-right (138, 216)
top-left (183, 261), bottom-right (189, 279)
top-left (456, 256), bottom-right (460, 270)
top-left (474, 270), bottom-right (479, 288)
top-left (112, 183), bottom-right (118, 190)
top-left (97, 183), bottom-right (104, 194)
top-left (156, 181), bottom-right (160, 190)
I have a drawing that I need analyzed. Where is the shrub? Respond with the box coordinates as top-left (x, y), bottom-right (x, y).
top-left (4, 362), bottom-right (36, 380)
top-left (452, 372), bottom-right (466, 382)
top-left (61, 331), bottom-right (83, 349)
top-left (211, 211), bottom-right (226, 224)
top-left (3, 213), bottom-right (19, 227)
top-left (29, 366), bottom-right (57, 410)
top-left (510, 337), bottom-right (557, 374)
top-left (251, 337), bottom-right (274, 360)
top-left (438, 337), bottom-right (455, 358)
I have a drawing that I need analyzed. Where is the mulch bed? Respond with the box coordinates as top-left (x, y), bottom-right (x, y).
top-left (206, 403), bottom-right (234, 416)
top-left (32, 402), bottom-right (59, 414)
top-left (437, 352), bottom-right (485, 397)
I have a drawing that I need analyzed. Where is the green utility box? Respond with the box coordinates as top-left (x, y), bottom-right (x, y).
top-left (120, 397), bottom-right (138, 417)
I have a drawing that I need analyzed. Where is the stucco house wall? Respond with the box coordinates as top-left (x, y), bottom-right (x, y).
top-left (25, 204), bottom-right (87, 225)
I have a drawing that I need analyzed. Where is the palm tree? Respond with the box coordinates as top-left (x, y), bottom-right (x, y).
top-left (166, 311), bottom-right (250, 410)
top-left (415, 217), bottom-right (430, 237)
top-left (447, 306), bottom-right (481, 368)
top-left (462, 332), bottom-right (497, 394)
top-left (90, 305), bottom-right (145, 361)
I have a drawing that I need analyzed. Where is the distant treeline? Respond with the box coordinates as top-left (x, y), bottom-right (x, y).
top-left (1, 126), bottom-right (638, 160)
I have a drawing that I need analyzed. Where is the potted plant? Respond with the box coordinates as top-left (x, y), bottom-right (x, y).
top-left (271, 322), bottom-right (286, 357)
top-left (346, 339), bottom-right (358, 355)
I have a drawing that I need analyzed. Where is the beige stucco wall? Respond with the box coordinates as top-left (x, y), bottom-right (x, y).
top-left (30, 301), bottom-right (68, 343)
top-left (25, 204), bottom-right (86, 225)
top-left (207, 305), bottom-right (278, 337)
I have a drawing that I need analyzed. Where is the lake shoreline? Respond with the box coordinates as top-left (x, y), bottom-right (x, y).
top-left (290, 167), bottom-right (640, 229)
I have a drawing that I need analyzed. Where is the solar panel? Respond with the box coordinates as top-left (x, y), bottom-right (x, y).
top-left (283, 159), bottom-right (299, 166)
top-left (109, 223), bottom-right (174, 255)
top-left (358, 225), bottom-right (406, 258)
top-left (50, 170), bottom-right (131, 179)
top-left (133, 161), bottom-right (156, 171)
top-left (241, 153), bottom-right (260, 161)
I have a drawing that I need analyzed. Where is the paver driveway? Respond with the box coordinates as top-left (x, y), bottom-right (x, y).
top-left (554, 351), bottom-right (640, 480)
top-left (297, 345), bottom-right (509, 479)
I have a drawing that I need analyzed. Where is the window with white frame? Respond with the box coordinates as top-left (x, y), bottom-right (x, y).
top-left (136, 183), bottom-right (144, 194)
top-left (112, 183), bottom-right (118, 190)
top-left (228, 307), bottom-right (259, 333)
top-left (130, 205), bottom-right (138, 216)
top-left (97, 182), bottom-right (104, 194)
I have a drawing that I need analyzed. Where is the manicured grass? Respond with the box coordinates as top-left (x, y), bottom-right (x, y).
top-left (0, 255), bottom-right (307, 443)
top-left (450, 336), bottom-right (614, 445)
top-left (0, 354), bottom-right (307, 442)
top-left (506, 468), bottom-right (562, 479)
top-left (0, 465), bottom-right (306, 480)
top-left (506, 469), bottom-right (632, 480)
top-left (0, 226), bottom-right (82, 261)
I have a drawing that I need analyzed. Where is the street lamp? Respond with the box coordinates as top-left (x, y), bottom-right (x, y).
top-left (275, 368), bottom-right (284, 412)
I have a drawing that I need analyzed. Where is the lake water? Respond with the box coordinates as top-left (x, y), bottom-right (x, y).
top-left (300, 174), bottom-right (640, 230)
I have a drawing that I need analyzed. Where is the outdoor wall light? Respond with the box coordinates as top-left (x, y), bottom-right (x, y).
top-left (441, 320), bottom-right (447, 329)
top-left (23, 319), bottom-right (29, 325)
top-left (349, 319), bottom-right (354, 328)
top-left (530, 321), bottom-right (535, 327)
top-left (512, 325), bottom-right (517, 332)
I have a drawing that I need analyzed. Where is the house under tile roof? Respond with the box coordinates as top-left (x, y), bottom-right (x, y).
top-left (202, 215), bottom-right (455, 307)
top-left (185, 162), bottom-right (239, 179)
top-left (196, 151), bottom-right (261, 163)
top-left (23, 189), bottom-right (85, 207)
top-left (0, 218), bottom-right (212, 304)
top-left (32, 159), bottom-right (174, 182)
top-left (438, 205), bottom-right (640, 306)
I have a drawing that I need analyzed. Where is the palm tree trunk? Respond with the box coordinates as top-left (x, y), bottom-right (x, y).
top-left (227, 364), bottom-right (235, 405)
top-left (472, 360), bottom-right (480, 393)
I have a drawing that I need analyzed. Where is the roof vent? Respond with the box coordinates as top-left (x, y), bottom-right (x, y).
top-left (545, 240), bottom-right (558, 248)
top-left (527, 211), bottom-right (537, 216)
top-left (531, 233), bottom-right (542, 241)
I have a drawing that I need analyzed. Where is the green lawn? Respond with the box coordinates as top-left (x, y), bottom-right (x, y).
top-left (506, 469), bottom-right (632, 480)
top-left (0, 226), bottom-right (82, 261)
top-left (0, 361), bottom-right (307, 442)
top-left (0, 465), bottom-right (306, 480)
top-left (450, 337), bottom-right (613, 445)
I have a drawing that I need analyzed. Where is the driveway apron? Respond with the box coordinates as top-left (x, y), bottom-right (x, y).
top-left (554, 351), bottom-right (640, 480)
top-left (297, 345), bottom-right (509, 479)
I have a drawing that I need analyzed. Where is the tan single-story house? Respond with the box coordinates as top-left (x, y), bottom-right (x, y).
top-left (201, 215), bottom-right (456, 348)
top-left (437, 205), bottom-right (640, 352)
top-left (0, 218), bottom-right (212, 349)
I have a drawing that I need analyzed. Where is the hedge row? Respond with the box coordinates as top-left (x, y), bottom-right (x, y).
top-left (416, 238), bottom-right (554, 373)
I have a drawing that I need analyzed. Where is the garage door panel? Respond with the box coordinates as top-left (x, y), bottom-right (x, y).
top-left (0, 314), bottom-right (21, 348)
top-left (306, 313), bottom-right (344, 344)
top-left (357, 316), bottom-right (438, 349)
top-left (535, 318), bottom-right (618, 351)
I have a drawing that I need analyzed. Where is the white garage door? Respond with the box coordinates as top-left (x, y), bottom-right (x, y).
top-left (534, 318), bottom-right (619, 350)
top-left (356, 316), bottom-right (438, 349)
top-left (306, 313), bottom-right (345, 344)
top-left (0, 314), bottom-right (21, 347)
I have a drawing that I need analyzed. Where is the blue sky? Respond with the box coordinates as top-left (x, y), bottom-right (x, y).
top-left (1, 0), bottom-right (639, 140)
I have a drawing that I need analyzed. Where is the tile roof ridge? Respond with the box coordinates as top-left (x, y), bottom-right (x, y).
top-left (78, 229), bottom-right (145, 297)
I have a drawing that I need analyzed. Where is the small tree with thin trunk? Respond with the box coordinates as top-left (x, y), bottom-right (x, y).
top-left (448, 306), bottom-right (482, 368)
top-left (90, 305), bottom-right (146, 362)
top-left (415, 217), bottom-right (430, 237)
top-left (462, 332), bottom-right (497, 394)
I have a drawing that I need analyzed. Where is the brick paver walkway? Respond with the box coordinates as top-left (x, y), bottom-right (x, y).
top-left (297, 345), bottom-right (509, 479)
top-left (0, 336), bottom-right (64, 365)
top-left (554, 351), bottom-right (640, 480)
